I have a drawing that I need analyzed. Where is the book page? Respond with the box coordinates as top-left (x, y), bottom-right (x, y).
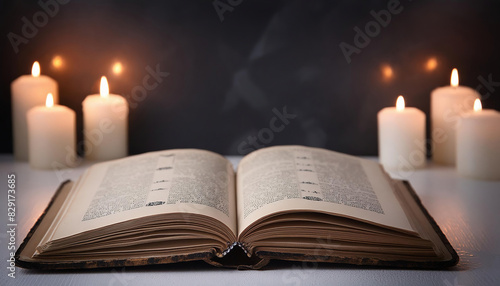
top-left (236, 146), bottom-right (414, 236)
top-left (42, 149), bottom-right (236, 244)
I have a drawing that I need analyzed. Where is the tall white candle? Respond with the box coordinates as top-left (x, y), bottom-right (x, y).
top-left (11, 61), bottom-right (58, 160)
top-left (27, 93), bottom-right (75, 169)
top-left (378, 96), bottom-right (426, 171)
top-left (457, 99), bottom-right (500, 180)
top-left (431, 68), bottom-right (479, 165)
top-left (82, 76), bottom-right (128, 161)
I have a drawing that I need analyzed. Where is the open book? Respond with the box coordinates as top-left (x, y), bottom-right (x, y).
top-left (16, 146), bottom-right (458, 269)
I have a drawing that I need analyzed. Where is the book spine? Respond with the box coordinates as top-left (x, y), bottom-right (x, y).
top-left (222, 242), bottom-right (249, 257)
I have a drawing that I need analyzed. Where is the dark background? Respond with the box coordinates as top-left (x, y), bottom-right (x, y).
top-left (1, 0), bottom-right (499, 156)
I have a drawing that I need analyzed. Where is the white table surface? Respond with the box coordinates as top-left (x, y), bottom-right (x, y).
top-left (1, 154), bottom-right (499, 286)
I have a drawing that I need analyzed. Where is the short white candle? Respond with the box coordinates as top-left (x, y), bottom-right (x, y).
top-left (27, 93), bottom-right (75, 169)
top-left (82, 76), bottom-right (128, 161)
top-left (431, 68), bottom-right (479, 165)
top-left (378, 96), bottom-right (426, 171)
top-left (11, 61), bottom-right (58, 160)
top-left (457, 99), bottom-right (500, 180)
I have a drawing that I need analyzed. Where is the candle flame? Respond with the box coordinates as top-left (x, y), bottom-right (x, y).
top-left (451, 68), bottom-right (459, 87)
top-left (100, 76), bottom-right (109, 98)
top-left (381, 64), bottom-right (393, 80)
top-left (46, 93), bottom-right (54, 108)
top-left (474, 98), bottom-right (482, 112)
top-left (396, 95), bottom-right (405, 111)
top-left (32, 61), bottom-right (40, 77)
top-left (51, 55), bottom-right (63, 69)
top-left (112, 62), bottom-right (123, 75)
top-left (425, 57), bottom-right (438, 71)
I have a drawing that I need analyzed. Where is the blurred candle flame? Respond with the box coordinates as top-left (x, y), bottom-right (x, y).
top-left (32, 61), bottom-right (40, 77)
top-left (396, 95), bottom-right (405, 111)
top-left (451, 68), bottom-right (459, 87)
top-left (46, 93), bottom-right (54, 108)
top-left (474, 98), bottom-right (482, 112)
top-left (381, 64), bottom-right (393, 80)
top-left (100, 76), bottom-right (109, 98)
top-left (52, 55), bottom-right (63, 69)
top-left (112, 62), bottom-right (123, 75)
top-left (425, 57), bottom-right (438, 71)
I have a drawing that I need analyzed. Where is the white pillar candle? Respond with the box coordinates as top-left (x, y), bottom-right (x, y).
top-left (457, 99), bottom-right (500, 180)
top-left (11, 61), bottom-right (58, 160)
top-left (431, 68), bottom-right (479, 165)
top-left (378, 96), bottom-right (426, 171)
top-left (82, 76), bottom-right (128, 161)
top-left (27, 93), bottom-right (75, 169)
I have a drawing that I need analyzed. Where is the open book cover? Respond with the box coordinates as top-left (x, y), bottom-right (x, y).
top-left (16, 146), bottom-right (458, 270)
